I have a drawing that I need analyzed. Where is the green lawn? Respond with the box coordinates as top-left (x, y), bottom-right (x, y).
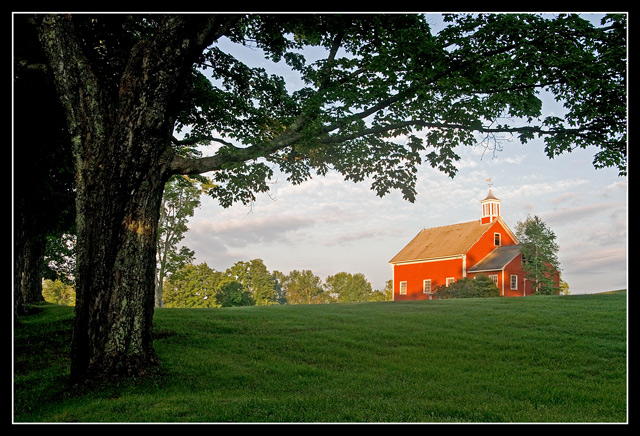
top-left (13, 291), bottom-right (627, 423)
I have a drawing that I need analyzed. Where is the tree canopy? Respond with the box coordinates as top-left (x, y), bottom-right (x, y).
top-left (171, 13), bottom-right (627, 208)
top-left (325, 272), bottom-right (373, 303)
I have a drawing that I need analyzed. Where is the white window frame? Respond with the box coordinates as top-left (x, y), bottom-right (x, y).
top-left (494, 232), bottom-right (501, 246)
top-left (423, 279), bottom-right (432, 293)
top-left (489, 274), bottom-right (498, 285)
top-left (399, 281), bottom-right (407, 295)
top-left (446, 277), bottom-right (455, 287)
top-left (510, 274), bottom-right (518, 290)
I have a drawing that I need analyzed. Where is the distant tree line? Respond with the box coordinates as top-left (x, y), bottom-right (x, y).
top-left (38, 172), bottom-right (393, 308)
top-left (163, 260), bottom-right (392, 308)
top-left (43, 259), bottom-right (392, 308)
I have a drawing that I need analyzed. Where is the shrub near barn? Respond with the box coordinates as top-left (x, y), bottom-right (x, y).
top-left (436, 276), bottom-right (501, 299)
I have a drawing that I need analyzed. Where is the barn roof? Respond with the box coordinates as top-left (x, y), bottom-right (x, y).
top-left (468, 244), bottom-right (522, 272)
top-left (389, 220), bottom-right (493, 264)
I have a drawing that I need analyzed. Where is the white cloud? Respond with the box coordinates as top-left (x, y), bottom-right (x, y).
top-left (544, 203), bottom-right (613, 227)
top-left (503, 179), bottom-right (590, 202)
top-left (189, 214), bottom-right (314, 247)
top-left (559, 245), bottom-right (628, 293)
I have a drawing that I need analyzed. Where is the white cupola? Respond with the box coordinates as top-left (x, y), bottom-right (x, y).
top-left (481, 189), bottom-right (501, 224)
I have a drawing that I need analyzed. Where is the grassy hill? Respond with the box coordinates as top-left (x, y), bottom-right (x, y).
top-left (13, 291), bottom-right (627, 423)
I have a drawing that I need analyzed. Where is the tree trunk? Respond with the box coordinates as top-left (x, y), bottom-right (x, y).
top-left (155, 198), bottom-right (169, 308)
top-left (155, 276), bottom-right (165, 308)
top-left (20, 234), bottom-right (46, 304)
top-left (37, 14), bottom-right (228, 383)
top-left (70, 161), bottom-right (168, 381)
top-left (14, 197), bottom-right (27, 326)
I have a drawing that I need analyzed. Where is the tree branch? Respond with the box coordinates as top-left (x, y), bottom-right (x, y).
top-left (170, 113), bottom-right (310, 175)
top-left (169, 26), bottom-right (346, 176)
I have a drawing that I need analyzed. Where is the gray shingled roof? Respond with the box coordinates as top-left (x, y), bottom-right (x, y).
top-left (468, 244), bottom-right (522, 272)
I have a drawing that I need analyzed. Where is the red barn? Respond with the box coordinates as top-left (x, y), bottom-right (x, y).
top-left (389, 190), bottom-right (540, 300)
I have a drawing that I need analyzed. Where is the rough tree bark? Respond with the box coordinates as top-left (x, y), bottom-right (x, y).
top-left (20, 235), bottom-right (46, 304)
top-left (37, 14), bottom-right (232, 382)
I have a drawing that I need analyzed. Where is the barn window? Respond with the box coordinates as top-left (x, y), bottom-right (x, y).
top-left (423, 279), bottom-right (431, 293)
top-left (399, 281), bottom-right (407, 295)
top-left (511, 275), bottom-right (518, 290)
top-left (494, 232), bottom-right (501, 246)
top-left (446, 277), bottom-right (455, 287)
top-left (489, 275), bottom-right (498, 285)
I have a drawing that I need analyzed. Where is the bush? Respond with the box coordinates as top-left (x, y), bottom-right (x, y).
top-left (41, 279), bottom-right (76, 306)
top-left (436, 276), bottom-right (500, 299)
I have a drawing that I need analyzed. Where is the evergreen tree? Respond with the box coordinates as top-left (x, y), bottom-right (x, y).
top-left (515, 215), bottom-right (561, 295)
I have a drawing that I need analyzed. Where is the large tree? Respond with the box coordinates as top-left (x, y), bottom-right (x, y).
top-left (278, 269), bottom-right (326, 304)
top-left (155, 175), bottom-right (205, 307)
top-left (325, 272), bottom-right (373, 303)
top-left (22, 13), bottom-right (625, 383)
top-left (33, 15), bottom-right (234, 383)
top-left (515, 215), bottom-right (561, 294)
top-left (227, 259), bottom-right (280, 306)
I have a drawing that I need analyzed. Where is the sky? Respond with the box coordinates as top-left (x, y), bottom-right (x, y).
top-left (181, 14), bottom-right (627, 295)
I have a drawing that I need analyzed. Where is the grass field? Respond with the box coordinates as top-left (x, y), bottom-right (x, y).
top-left (13, 291), bottom-right (627, 423)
